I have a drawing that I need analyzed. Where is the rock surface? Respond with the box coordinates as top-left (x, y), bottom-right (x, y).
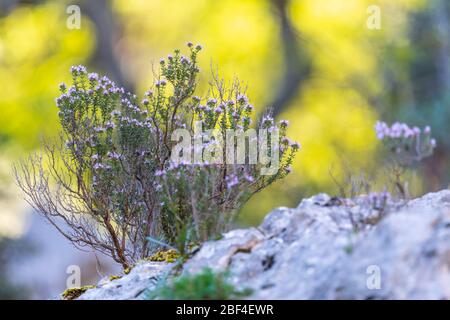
top-left (74, 190), bottom-right (450, 300)
top-left (77, 261), bottom-right (172, 300)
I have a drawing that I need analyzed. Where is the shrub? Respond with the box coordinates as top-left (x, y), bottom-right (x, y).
top-left (14, 43), bottom-right (299, 268)
top-left (146, 268), bottom-right (251, 300)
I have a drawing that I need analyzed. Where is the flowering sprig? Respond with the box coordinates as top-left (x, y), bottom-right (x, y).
top-left (375, 121), bottom-right (436, 166)
top-left (375, 121), bottom-right (436, 198)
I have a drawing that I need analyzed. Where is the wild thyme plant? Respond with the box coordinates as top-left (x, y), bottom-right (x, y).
top-left (15, 43), bottom-right (299, 268)
top-left (375, 121), bottom-right (436, 197)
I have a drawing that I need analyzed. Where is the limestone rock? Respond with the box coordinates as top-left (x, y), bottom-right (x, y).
top-left (77, 262), bottom-right (172, 300)
top-left (75, 190), bottom-right (450, 300)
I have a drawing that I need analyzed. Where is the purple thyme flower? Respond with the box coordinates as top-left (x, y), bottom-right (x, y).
top-left (65, 140), bottom-right (74, 148)
top-left (78, 65), bottom-right (87, 74)
top-left (100, 76), bottom-right (111, 85)
top-left (155, 80), bottom-right (167, 87)
top-left (55, 97), bottom-right (62, 107)
top-left (180, 56), bottom-right (189, 64)
top-left (111, 110), bottom-right (121, 117)
top-left (237, 94), bottom-right (248, 104)
top-left (291, 142), bottom-right (301, 150)
top-left (88, 73), bottom-right (98, 82)
top-left (226, 175), bottom-right (239, 189)
top-left (59, 83), bottom-right (67, 92)
top-left (207, 98), bottom-right (217, 106)
top-left (279, 120), bottom-right (289, 128)
top-left (227, 100), bottom-right (235, 106)
top-left (243, 116), bottom-right (252, 124)
top-left (68, 87), bottom-right (77, 96)
top-left (70, 65), bottom-right (87, 75)
top-left (375, 121), bottom-right (388, 139)
top-left (281, 137), bottom-right (290, 146)
top-left (262, 116), bottom-right (273, 127)
top-left (105, 121), bottom-right (115, 130)
top-left (245, 104), bottom-right (253, 113)
top-left (375, 121), bottom-right (429, 140)
top-left (430, 139), bottom-right (437, 147)
top-left (155, 169), bottom-right (166, 177)
top-left (244, 174), bottom-right (254, 183)
top-left (375, 121), bottom-right (437, 164)
top-left (93, 163), bottom-right (111, 171)
top-left (107, 151), bottom-right (121, 159)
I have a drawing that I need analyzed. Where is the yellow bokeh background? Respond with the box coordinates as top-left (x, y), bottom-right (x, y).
top-left (0, 0), bottom-right (437, 234)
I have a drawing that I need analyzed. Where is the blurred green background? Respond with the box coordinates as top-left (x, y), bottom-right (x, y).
top-left (0, 0), bottom-right (449, 298)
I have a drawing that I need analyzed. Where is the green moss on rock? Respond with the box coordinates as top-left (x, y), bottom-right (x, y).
top-left (123, 266), bottom-right (133, 274)
top-left (61, 285), bottom-right (96, 300)
top-left (109, 275), bottom-right (122, 281)
top-left (146, 249), bottom-right (180, 263)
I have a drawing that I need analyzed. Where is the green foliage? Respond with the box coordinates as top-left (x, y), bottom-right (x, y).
top-left (146, 268), bottom-right (251, 300)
